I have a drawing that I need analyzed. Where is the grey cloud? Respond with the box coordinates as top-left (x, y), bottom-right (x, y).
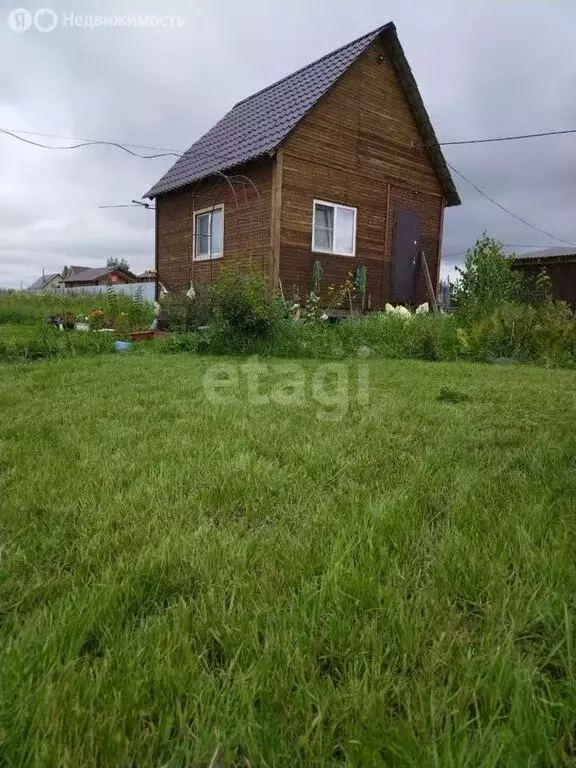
top-left (1, 0), bottom-right (575, 288)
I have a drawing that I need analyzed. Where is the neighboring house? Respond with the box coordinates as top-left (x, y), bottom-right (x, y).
top-left (63, 266), bottom-right (138, 288)
top-left (26, 273), bottom-right (64, 292)
top-left (138, 270), bottom-right (157, 283)
top-left (513, 248), bottom-right (576, 310)
top-left (145, 22), bottom-right (460, 308)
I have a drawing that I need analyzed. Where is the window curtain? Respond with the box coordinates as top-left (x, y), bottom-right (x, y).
top-left (314, 204), bottom-right (334, 250)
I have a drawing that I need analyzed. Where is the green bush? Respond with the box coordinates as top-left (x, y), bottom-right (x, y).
top-left (105, 285), bottom-right (152, 331)
top-left (520, 268), bottom-right (554, 306)
top-left (458, 301), bottom-right (576, 365)
top-left (452, 234), bottom-right (522, 319)
top-left (159, 287), bottom-right (213, 332)
top-left (161, 332), bottom-right (202, 354)
top-left (209, 270), bottom-right (290, 352)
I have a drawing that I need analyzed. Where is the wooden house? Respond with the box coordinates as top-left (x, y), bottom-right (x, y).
top-left (63, 266), bottom-right (138, 288)
top-left (27, 273), bottom-right (64, 292)
top-left (145, 22), bottom-right (460, 308)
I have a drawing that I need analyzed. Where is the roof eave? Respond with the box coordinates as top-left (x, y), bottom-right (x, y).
top-left (382, 25), bottom-right (460, 207)
top-left (515, 255), bottom-right (576, 265)
top-left (145, 151), bottom-right (275, 200)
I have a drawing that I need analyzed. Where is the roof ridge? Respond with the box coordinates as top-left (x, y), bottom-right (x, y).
top-left (233, 22), bottom-right (391, 107)
top-left (144, 21), bottom-right (460, 205)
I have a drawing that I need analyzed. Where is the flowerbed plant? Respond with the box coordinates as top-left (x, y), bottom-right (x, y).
top-left (87, 309), bottom-right (110, 330)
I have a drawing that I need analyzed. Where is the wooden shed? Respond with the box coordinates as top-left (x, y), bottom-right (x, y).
top-left (145, 22), bottom-right (460, 308)
top-left (513, 248), bottom-right (576, 310)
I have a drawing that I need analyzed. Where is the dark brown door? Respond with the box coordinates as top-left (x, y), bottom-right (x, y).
top-left (390, 209), bottom-right (421, 305)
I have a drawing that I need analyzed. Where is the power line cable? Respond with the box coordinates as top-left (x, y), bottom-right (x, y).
top-left (0, 129), bottom-right (183, 159)
top-left (6, 125), bottom-right (576, 151)
top-left (446, 161), bottom-right (576, 247)
top-left (437, 128), bottom-right (576, 146)
top-left (3, 127), bottom-right (574, 246)
top-left (0, 127), bottom-right (183, 154)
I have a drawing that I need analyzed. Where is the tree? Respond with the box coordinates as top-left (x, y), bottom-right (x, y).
top-left (106, 257), bottom-right (130, 271)
top-left (452, 233), bottom-right (522, 318)
top-left (62, 265), bottom-right (72, 278)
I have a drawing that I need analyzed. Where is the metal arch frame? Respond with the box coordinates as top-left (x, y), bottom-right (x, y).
top-left (230, 173), bottom-right (266, 277)
top-left (180, 169), bottom-right (267, 290)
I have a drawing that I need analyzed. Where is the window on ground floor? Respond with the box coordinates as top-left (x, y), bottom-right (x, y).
top-left (312, 200), bottom-right (356, 257)
top-left (194, 205), bottom-right (224, 260)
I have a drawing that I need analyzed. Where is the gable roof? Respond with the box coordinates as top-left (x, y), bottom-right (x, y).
top-left (145, 23), bottom-right (460, 206)
top-left (27, 273), bottom-right (61, 291)
top-left (515, 247), bottom-right (576, 262)
top-left (64, 266), bottom-right (136, 283)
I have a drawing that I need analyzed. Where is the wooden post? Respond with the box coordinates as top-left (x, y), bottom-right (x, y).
top-left (420, 250), bottom-right (439, 312)
top-left (380, 182), bottom-right (391, 307)
top-left (269, 149), bottom-right (283, 290)
top-left (436, 201), bottom-right (445, 299)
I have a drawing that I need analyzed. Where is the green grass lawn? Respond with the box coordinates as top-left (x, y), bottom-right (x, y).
top-left (2, 354), bottom-right (576, 767)
top-left (1, 323), bottom-right (47, 342)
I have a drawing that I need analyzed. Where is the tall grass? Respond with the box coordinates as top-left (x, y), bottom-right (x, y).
top-left (2, 289), bottom-right (575, 369)
top-left (0, 324), bottom-right (117, 361)
top-left (1, 354), bottom-right (575, 766)
top-left (0, 289), bottom-right (153, 326)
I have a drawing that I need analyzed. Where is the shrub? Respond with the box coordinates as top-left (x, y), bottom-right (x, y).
top-left (87, 310), bottom-right (108, 330)
top-left (210, 270), bottom-right (289, 350)
top-left (160, 287), bottom-right (214, 333)
top-left (162, 333), bottom-right (201, 354)
top-left (452, 234), bottom-right (522, 319)
top-left (521, 268), bottom-right (554, 306)
top-left (459, 301), bottom-right (576, 365)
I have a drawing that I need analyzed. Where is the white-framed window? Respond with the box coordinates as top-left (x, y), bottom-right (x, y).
top-left (193, 205), bottom-right (224, 261)
top-left (312, 199), bottom-right (357, 257)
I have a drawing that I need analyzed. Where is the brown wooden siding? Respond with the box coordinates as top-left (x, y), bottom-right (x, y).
top-left (278, 35), bottom-right (444, 306)
top-left (155, 160), bottom-right (273, 293)
top-left (513, 259), bottom-right (576, 311)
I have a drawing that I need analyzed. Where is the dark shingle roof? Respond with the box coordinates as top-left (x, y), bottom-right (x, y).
top-left (64, 267), bottom-right (135, 283)
top-left (145, 23), bottom-right (460, 206)
top-left (515, 247), bottom-right (576, 261)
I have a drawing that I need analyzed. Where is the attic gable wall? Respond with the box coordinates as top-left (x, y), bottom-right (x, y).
top-left (281, 36), bottom-right (442, 197)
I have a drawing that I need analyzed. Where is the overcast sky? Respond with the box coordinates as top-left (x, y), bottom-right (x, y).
top-left (1, 0), bottom-right (574, 288)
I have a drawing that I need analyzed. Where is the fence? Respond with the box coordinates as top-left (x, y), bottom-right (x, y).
top-left (65, 282), bottom-right (155, 301)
